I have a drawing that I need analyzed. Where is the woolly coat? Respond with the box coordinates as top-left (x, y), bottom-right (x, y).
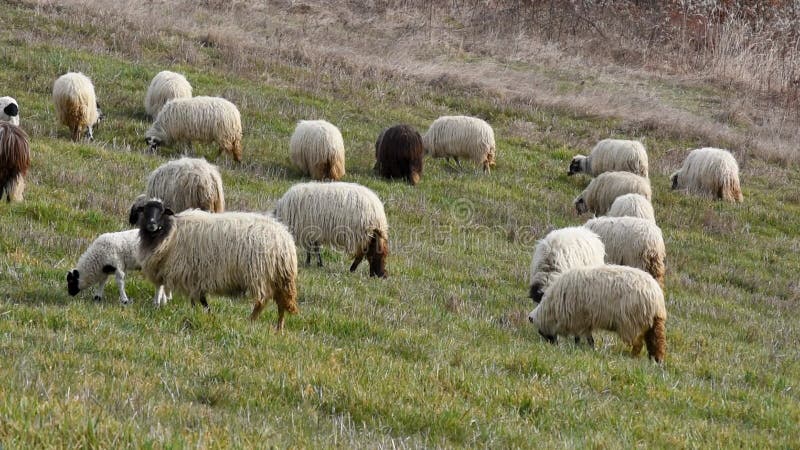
top-left (528, 265), bottom-right (667, 362)
top-left (0, 96), bottom-right (19, 126)
top-left (137, 208), bottom-right (298, 323)
top-left (670, 147), bottom-right (743, 202)
top-left (52, 72), bottom-right (99, 141)
top-left (374, 124), bottom-right (424, 185)
top-left (144, 71), bottom-right (193, 118)
top-left (0, 122), bottom-right (29, 202)
top-left (574, 171), bottom-right (651, 216)
top-left (146, 96), bottom-right (243, 161)
top-left (422, 115), bottom-right (496, 172)
top-left (289, 120), bottom-right (346, 181)
top-left (137, 157), bottom-right (225, 213)
top-left (583, 216), bottom-right (666, 286)
top-left (605, 193), bottom-right (655, 222)
top-left (529, 226), bottom-right (605, 301)
top-left (570, 139), bottom-right (649, 178)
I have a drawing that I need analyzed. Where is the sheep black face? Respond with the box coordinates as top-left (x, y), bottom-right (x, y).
top-left (66, 269), bottom-right (81, 296)
top-left (537, 330), bottom-right (557, 344)
top-left (529, 283), bottom-right (544, 303)
top-left (574, 197), bottom-right (588, 214)
top-left (670, 173), bottom-right (679, 190)
top-left (568, 157), bottom-right (583, 176)
top-left (145, 137), bottom-right (162, 153)
top-left (138, 199), bottom-right (174, 249)
top-left (3, 102), bottom-right (18, 118)
top-left (367, 235), bottom-right (389, 278)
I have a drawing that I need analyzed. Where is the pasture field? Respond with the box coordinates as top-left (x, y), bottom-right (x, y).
top-left (1, 1), bottom-right (799, 448)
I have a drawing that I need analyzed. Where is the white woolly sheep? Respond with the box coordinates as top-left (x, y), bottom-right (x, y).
top-left (144, 70), bottom-right (193, 118)
top-left (145, 96), bottom-right (243, 162)
top-left (528, 226), bottom-right (606, 303)
top-left (0, 96), bottom-right (20, 126)
top-left (569, 139), bottom-right (649, 178)
top-left (605, 193), bottom-right (655, 222)
top-left (574, 171), bottom-right (651, 216)
top-left (66, 229), bottom-right (169, 305)
top-left (670, 147), bottom-right (743, 202)
top-left (528, 265), bottom-right (667, 363)
top-left (52, 72), bottom-right (101, 141)
top-left (273, 181), bottom-right (389, 277)
top-left (584, 216), bottom-right (666, 287)
top-left (422, 115), bottom-right (496, 173)
top-left (131, 199), bottom-right (299, 330)
top-left (130, 157), bottom-right (225, 219)
top-left (289, 120), bottom-right (346, 181)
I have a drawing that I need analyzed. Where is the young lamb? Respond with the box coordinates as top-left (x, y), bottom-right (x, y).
top-left (273, 181), bottom-right (389, 277)
top-left (670, 147), bottom-right (743, 202)
top-left (528, 265), bottom-right (667, 363)
top-left (0, 96), bottom-right (20, 126)
top-left (605, 193), bottom-right (655, 222)
top-left (569, 139), bottom-right (649, 178)
top-left (574, 171), bottom-right (651, 216)
top-left (289, 120), bottom-right (346, 181)
top-left (145, 96), bottom-right (243, 162)
top-left (583, 216), bottom-right (666, 287)
top-left (144, 70), bottom-right (193, 118)
top-left (528, 226), bottom-right (606, 303)
top-left (130, 157), bottom-right (225, 219)
top-left (422, 115), bottom-right (496, 173)
top-left (374, 124), bottom-right (424, 185)
top-left (0, 122), bottom-right (30, 202)
top-left (66, 229), bottom-right (169, 305)
top-left (131, 199), bottom-right (299, 330)
top-left (52, 72), bottom-right (101, 141)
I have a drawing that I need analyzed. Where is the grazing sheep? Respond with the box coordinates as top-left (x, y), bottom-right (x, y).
top-left (375, 124), bottom-right (424, 185)
top-left (422, 115), bottom-right (496, 173)
top-left (528, 226), bottom-right (606, 303)
top-left (66, 229), bottom-right (169, 305)
top-left (528, 265), bottom-right (667, 363)
top-left (584, 216), bottom-right (666, 287)
top-left (52, 72), bottom-right (101, 141)
top-left (605, 193), bottom-right (655, 222)
top-left (131, 199), bottom-right (298, 330)
top-left (289, 120), bottom-right (346, 181)
top-left (273, 182), bottom-right (389, 277)
top-left (130, 157), bottom-right (225, 219)
top-left (144, 70), bottom-right (193, 118)
top-left (0, 122), bottom-right (29, 202)
top-left (569, 139), bottom-right (649, 178)
top-left (574, 171), bottom-right (651, 216)
top-left (146, 96), bottom-right (243, 162)
top-left (670, 147), bottom-right (743, 202)
top-left (0, 96), bottom-right (20, 126)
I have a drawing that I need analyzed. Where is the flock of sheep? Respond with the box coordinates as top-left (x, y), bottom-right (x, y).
top-left (0, 69), bottom-right (743, 356)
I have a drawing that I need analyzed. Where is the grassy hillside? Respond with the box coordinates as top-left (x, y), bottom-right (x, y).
top-left (1, 1), bottom-right (799, 447)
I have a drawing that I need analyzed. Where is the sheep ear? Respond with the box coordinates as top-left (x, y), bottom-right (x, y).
top-left (66, 271), bottom-right (73, 282)
top-left (128, 206), bottom-right (142, 225)
top-left (163, 208), bottom-right (174, 216)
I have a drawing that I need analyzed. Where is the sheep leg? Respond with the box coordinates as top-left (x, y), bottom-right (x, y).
top-left (305, 249), bottom-right (312, 266)
top-left (70, 126), bottom-right (81, 142)
top-left (349, 249), bottom-right (365, 272)
top-left (114, 270), bottom-right (130, 305)
top-left (586, 335), bottom-right (595, 348)
top-left (631, 334), bottom-right (645, 357)
top-left (93, 277), bottom-right (109, 301)
top-left (250, 299), bottom-right (266, 321)
top-left (276, 308), bottom-right (286, 332)
top-left (86, 126), bottom-right (94, 142)
top-left (199, 295), bottom-right (209, 310)
top-left (314, 243), bottom-right (323, 267)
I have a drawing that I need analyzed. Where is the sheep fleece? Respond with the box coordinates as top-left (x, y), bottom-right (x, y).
top-left (422, 115), bottom-right (495, 169)
top-left (584, 216), bottom-right (666, 286)
top-left (605, 193), bottom-right (655, 222)
top-left (672, 147), bottom-right (743, 202)
top-left (52, 72), bottom-right (99, 139)
top-left (529, 226), bottom-right (606, 291)
top-left (145, 70), bottom-right (192, 118)
top-left (146, 157), bottom-right (224, 213)
top-left (289, 120), bottom-right (346, 181)
top-left (581, 139), bottom-right (648, 177)
top-left (576, 171), bottom-right (651, 215)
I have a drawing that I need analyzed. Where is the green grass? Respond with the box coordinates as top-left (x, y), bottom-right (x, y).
top-left (1, 2), bottom-right (799, 448)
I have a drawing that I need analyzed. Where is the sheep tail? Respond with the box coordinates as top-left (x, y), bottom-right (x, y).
top-left (327, 157), bottom-right (345, 181)
top-left (645, 315), bottom-right (666, 363)
top-left (212, 174), bottom-right (225, 213)
top-left (644, 248), bottom-right (665, 288)
top-left (273, 270), bottom-right (298, 316)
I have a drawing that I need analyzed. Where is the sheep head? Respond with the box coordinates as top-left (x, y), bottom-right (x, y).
top-left (367, 233), bottom-right (389, 278)
top-left (568, 155), bottom-right (586, 176)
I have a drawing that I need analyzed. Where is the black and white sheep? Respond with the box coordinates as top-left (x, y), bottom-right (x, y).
top-left (131, 199), bottom-right (299, 330)
top-left (0, 122), bottom-right (29, 202)
top-left (52, 72), bottom-right (101, 141)
top-left (605, 193), bottom-right (655, 222)
top-left (574, 171), bottom-right (651, 216)
top-left (422, 115), bottom-right (496, 173)
top-left (0, 96), bottom-right (20, 126)
top-left (144, 70), bottom-right (193, 118)
top-left (130, 157), bottom-right (225, 218)
top-left (528, 265), bottom-right (667, 363)
top-left (670, 147), bottom-right (743, 202)
top-left (289, 120), bottom-right (346, 181)
top-left (374, 124), bottom-right (424, 185)
top-left (583, 216), bottom-right (666, 287)
top-left (569, 139), bottom-right (649, 178)
top-left (273, 181), bottom-right (389, 277)
top-left (66, 229), bottom-right (169, 305)
top-left (145, 96), bottom-right (243, 162)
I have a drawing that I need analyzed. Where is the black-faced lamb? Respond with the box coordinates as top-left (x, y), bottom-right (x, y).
top-left (130, 157), bottom-right (224, 219)
top-left (273, 181), bottom-right (389, 277)
top-left (583, 216), bottom-right (666, 287)
top-left (52, 72), bottom-right (101, 141)
top-left (144, 70), bottom-right (193, 118)
top-left (670, 147), bottom-right (743, 202)
top-left (574, 171), bottom-right (651, 216)
top-left (131, 199), bottom-right (298, 330)
top-left (0, 122), bottom-right (29, 202)
top-left (374, 124), bottom-right (424, 186)
top-left (422, 115), bottom-right (496, 173)
top-left (569, 139), bottom-right (648, 178)
top-left (289, 120), bottom-right (346, 181)
top-left (528, 265), bottom-right (667, 363)
top-left (145, 96), bottom-right (243, 162)
top-left (0, 96), bottom-right (20, 126)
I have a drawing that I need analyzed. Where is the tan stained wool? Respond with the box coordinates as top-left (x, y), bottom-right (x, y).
top-left (574, 171), bottom-right (651, 216)
top-left (671, 147), bottom-right (743, 202)
top-left (583, 216), bottom-right (666, 287)
top-left (605, 193), bottom-right (655, 222)
top-left (144, 70), bottom-right (192, 118)
top-left (571, 139), bottom-right (649, 177)
top-left (422, 115), bottom-right (496, 173)
top-left (52, 72), bottom-right (99, 141)
top-left (289, 120), bottom-right (346, 180)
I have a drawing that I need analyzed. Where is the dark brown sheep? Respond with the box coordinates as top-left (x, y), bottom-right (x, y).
top-left (374, 124), bottom-right (424, 185)
top-left (0, 122), bottom-right (30, 202)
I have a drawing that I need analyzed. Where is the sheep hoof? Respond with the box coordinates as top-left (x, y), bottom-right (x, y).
top-left (93, 295), bottom-right (102, 302)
